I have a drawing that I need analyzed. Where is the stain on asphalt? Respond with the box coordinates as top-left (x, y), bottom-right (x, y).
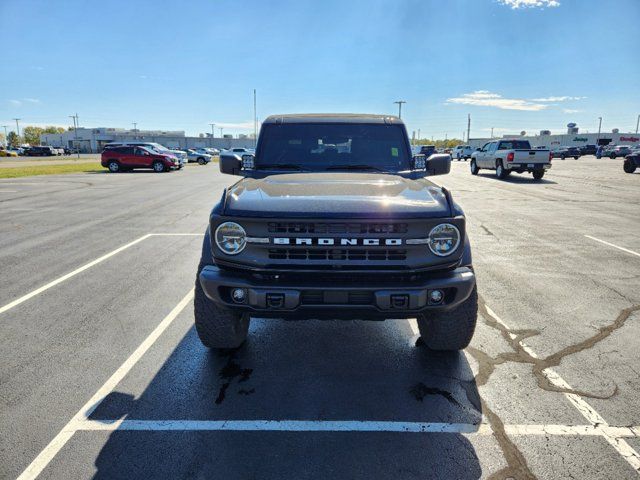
top-left (214, 348), bottom-right (254, 405)
top-left (409, 382), bottom-right (463, 408)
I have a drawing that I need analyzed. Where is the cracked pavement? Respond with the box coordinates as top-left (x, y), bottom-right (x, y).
top-left (0, 157), bottom-right (639, 479)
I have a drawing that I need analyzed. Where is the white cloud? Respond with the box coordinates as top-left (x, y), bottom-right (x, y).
top-left (24, 98), bottom-right (40, 104)
top-left (215, 121), bottom-right (256, 130)
top-left (9, 99), bottom-right (22, 106)
top-left (531, 96), bottom-right (586, 102)
top-left (497, 0), bottom-right (560, 9)
top-left (446, 91), bottom-right (548, 111)
top-left (563, 109), bottom-right (581, 114)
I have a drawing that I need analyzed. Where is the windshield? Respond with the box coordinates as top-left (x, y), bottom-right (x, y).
top-left (256, 123), bottom-right (410, 171)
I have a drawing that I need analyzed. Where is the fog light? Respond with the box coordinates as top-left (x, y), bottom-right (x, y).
top-left (429, 289), bottom-right (444, 304)
top-left (231, 288), bottom-right (247, 304)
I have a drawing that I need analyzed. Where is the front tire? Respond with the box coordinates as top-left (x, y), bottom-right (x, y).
top-left (623, 160), bottom-right (636, 173)
top-left (610, 154), bottom-right (616, 159)
top-left (416, 286), bottom-right (478, 351)
top-left (194, 265), bottom-right (250, 349)
top-left (107, 160), bottom-right (120, 173)
top-left (470, 159), bottom-right (479, 175)
top-left (152, 160), bottom-right (166, 173)
top-left (197, 157), bottom-right (206, 165)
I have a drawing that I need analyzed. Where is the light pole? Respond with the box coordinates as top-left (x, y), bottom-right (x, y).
top-left (597, 117), bottom-right (602, 143)
top-left (2, 125), bottom-right (7, 146)
top-left (466, 114), bottom-right (471, 144)
top-left (393, 100), bottom-right (406, 119)
top-left (491, 127), bottom-right (494, 139)
top-left (209, 123), bottom-right (216, 147)
top-left (132, 122), bottom-right (137, 138)
top-left (636, 114), bottom-right (639, 134)
top-left (69, 114), bottom-right (80, 158)
top-left (13, 118), bottom-right (21, 139)
top-left (253, 89), bottom-right (257, 148)
top-left (219, 127), bottom-right (224, 138)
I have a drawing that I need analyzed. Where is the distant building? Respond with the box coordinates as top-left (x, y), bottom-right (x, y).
top-left (468, 130), bottom-right (640, 150)
top-left (41, 127), bottom-right (256, 152)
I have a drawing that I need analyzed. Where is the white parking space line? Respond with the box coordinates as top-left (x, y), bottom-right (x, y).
top-left (0, 232), bottom-right (203, 316)
top-left (585, 235), bottom-right (640, 258)
top-left (16, 288), bottom-right (194, 480)
top-left (74, 419), bottom-right (493, 434)
top-left (483, 305), bottom-right (640, 473)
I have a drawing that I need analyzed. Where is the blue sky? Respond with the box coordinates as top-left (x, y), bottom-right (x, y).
top-left (1, 0), bottom-right (639, 139)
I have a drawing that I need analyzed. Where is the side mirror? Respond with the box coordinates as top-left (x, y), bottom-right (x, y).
top-left (219, 153), bottom-right (242, 176)
top-left (425, 154), bottom-right (451, 176)
top-left (475, 147), bottom-right (481, 151)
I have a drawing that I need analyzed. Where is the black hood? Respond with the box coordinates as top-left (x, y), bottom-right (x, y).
top-left (223, 173), bottom-right (451, 218)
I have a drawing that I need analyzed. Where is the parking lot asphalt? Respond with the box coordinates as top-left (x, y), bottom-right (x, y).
top-left (1, 158), bottom-right (639, 479)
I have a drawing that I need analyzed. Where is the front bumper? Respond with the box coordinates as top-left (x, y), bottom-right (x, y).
top-left (199, 265), bottom-right (476, 319)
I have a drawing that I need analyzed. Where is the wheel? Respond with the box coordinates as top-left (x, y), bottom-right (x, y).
top-left (496, 160), bottom-right (507, 179)
top-left (152, 160), bottom-right (166, 173)
top-left (610, 154), bottom-right (616, 159)
top-left (194, 264), bottom-right (250, 349)
top-left (533, 170), bottom-right (545, 180)
top-left (416, 286), bottom-right (477, 351)
top-left (574, 156), bottom-right (579, 160)
top-left (560, 154), bottom-right (566, 160)
top-left (623, 160), bottom-right (636, 173)
top-left (107, 160), bottom-right (120, 173)
top-left (470, 159), bottom-right (479, 175)
top-left (197, 157), bottom-right (206, 165)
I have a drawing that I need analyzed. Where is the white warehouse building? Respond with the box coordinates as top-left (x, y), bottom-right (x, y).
top-left (468, 125), bottom-right (640, 150)
top-left (41, 127), bottom-right (256, 153)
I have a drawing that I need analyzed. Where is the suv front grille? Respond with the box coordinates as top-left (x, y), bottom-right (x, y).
top-left (268, 248), bottom-right (407, 261)
top-left (267, 222), bottom-right (408, 234)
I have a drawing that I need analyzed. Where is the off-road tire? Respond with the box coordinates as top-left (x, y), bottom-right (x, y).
top-left (194, 264), bottom-right (250, 349)
top-left (623, 160), bottom-right (636, 173)
top-left (470, 159), bottom-right (479, 175)
top-left (496, 160), bottom-right (507, 179)
top-left (532, 170), bottom-right (545, 180)
top-left (416, 286), bottom-right (477, 351)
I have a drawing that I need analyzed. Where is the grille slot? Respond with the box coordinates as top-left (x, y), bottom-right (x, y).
top-left (268, 249), bottom-right (407, 261)
top-left (300, 290), bottom-right (374, 305)
top-left (268, 222), bottom-right (408, 234)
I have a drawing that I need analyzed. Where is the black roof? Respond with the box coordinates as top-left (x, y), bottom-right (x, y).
top-left (262, 113), bottom-right (404, 125)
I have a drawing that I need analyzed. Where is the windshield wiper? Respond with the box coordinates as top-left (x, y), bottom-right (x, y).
top-left (325, 164), bottom-right (390, 173)
top-left (257, 163), bottom-right (305, 171)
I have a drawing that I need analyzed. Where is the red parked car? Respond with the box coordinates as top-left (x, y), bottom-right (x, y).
top-left (101, 145), bottom-right (182, 173)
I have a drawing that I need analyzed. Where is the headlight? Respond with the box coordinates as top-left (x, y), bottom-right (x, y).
top-left (215, 222), bottom-right (247, 255)
top-left (428, 223), bottom-right (460, 257)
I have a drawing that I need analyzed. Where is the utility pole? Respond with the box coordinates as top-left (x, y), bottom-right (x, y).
top-left (466, 114), bottom-right (471, 145)
top-left (636, 114), bottom-right (639, 134)
top-left (417, 128), bottom-right (420, 141)
top-left (597, 117), bottom-right (602, 143)
top-left (219, 127), bottom-right (224, 138)
top-left (393, 100), bottom-right (406, 119)
top-left (13, 118), bottom-right (21, 138)
top-left (253, 89), bottom-right (257, 148)
top-left (132, 122), bottom-right (137, 137)
top-left (2, 125), bottom-right (7, 146)
top-left (491, 127), bottom-right (494, 139)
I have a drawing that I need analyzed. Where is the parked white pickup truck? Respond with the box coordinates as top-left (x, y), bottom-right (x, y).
top-left (451, 145), bottom-right (474, 161)
top-left (470, 139), bottom-right (551, 180)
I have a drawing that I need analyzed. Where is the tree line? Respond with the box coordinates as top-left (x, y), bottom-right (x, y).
top-left (3, 126), bottom-right (68, 147)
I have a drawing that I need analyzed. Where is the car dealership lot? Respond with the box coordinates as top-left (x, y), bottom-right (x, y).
top-left (1, 158), bottom-right (639, 479)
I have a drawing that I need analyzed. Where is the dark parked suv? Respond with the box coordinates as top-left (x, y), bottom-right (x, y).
top-left (195, 114), bottom-right (477, 352)
top-left (100, 145), bottom-right (181, 172)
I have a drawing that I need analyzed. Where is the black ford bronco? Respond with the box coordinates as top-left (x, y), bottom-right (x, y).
top-left (195, 114), bottom-right (477, 351)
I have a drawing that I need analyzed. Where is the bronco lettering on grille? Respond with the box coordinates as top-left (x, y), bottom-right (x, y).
top-left (273, 238), bottom-right (403, 246)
